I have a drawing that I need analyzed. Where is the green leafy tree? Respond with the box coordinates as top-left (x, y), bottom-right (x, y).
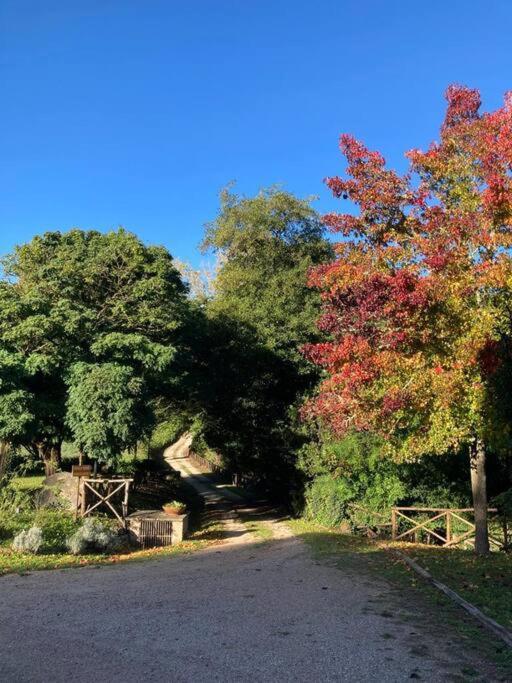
top-left (191, 188), bottom-right (332, 498)
top-left (0, 228), bottom-right (188, 474)
top-left (203, 187), bottom-right (332, 368)
top-left (66, 363), bottom-right (152, 465)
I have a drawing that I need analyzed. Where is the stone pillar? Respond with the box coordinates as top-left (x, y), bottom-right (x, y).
top-left (170, 513), bottom-right (189, 543)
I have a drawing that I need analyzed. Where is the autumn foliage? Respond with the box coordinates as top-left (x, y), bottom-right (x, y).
top-left (304, 86), bottom-right (512, 463)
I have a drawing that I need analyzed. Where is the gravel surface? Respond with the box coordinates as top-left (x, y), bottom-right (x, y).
top-left (0, 457), bottom-right (502, 681)
top-left (0, 529), bottom-right (501, 682)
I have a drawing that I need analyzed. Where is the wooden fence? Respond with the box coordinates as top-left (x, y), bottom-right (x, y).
top-left (391, 507), bottom-right (507, 549)
top-left (80, 477), bottom-right (133, 526)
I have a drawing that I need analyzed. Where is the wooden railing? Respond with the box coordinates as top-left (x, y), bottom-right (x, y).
top-left (348, 503), bottom-right (393, 538)
top-left (80, 477), bottom-right (133, 526)
top-left (391, 507), bottom-right (505, 549)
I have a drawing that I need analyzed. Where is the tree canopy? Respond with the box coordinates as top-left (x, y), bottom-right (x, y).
top-left (203, 187), bottom-right (332, 368)
top-left (0, 228), bottom-right (188, 472)
top-left (179, 188), bottom-right (333, 498)
top-left (304, 86), bottom-right (512, 553)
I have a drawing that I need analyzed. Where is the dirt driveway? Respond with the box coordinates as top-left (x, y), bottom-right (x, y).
top-left (0, 457), bottom-right (505, 681)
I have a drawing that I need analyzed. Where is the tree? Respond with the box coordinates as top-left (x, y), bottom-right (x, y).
top-left (188, 187), bottom-right (332, 497)
top-left (0, 229), bottom-right (188, 474)
top-left (304, 86), bottom-right (512, 554)
top-left (66, 362), bottom-right (153, 465)
top-left (203, 187), bottom-right (332, 369)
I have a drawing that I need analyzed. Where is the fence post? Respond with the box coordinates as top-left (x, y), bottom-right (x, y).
top-left (80, 480), bottom-right (87, 517)
top-left (391, 508), bottom-right (397, 540)
top-left (446, 511), bottom-right (451, 544)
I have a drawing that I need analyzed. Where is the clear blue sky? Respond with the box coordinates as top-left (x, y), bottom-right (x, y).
top-left (2, 1), bottom-right (512, 265)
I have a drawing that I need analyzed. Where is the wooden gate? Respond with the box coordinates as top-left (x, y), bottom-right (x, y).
top-left (80, 478), bottom-right (133, 525)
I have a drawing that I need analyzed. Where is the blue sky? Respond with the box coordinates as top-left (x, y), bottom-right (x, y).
top-left (2, 1), bottom-right (512, 266)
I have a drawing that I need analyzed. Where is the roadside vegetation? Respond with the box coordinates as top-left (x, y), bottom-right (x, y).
top-left (0, 516), bottom-right (226, 576)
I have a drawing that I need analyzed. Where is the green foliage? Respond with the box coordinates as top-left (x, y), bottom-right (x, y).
top-left (301, 432), bottom-right (475, 529)
top-left (203, 187), bottom-right (332, 368)
top-left (33, 509), bottom-right (80, 552)
top-left (0, 474), bottom-right (33, 540)
top-left (304, 475), bottom-right (356, 527)
top-left (148, 413), bottom-right (191, 455)
top-left (163, 500), bottom-right (186, 512)
top-left (303, 434), bottom-right (405, 528)
top-left (66, 518), bottom-right (124, 555)
top-left (66, 362), bottom-right (153, 464)
top-left (12, 527), bottom-right (43, 554)
top-left (186, 311), bottom-right (309, 497)
top-left (179, 188), bottom-right (333, 498)
top-left (0, 475), bottom-right (33, 514)
top-left (113, 459), bottom-right (139, 477)
top-left (0, 228), bottom-right (190, 470)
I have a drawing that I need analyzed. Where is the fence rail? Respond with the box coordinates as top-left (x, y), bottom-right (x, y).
top-left (80, 477), bottom-right (133, 526)
top-left (391, 506), bottom-right (506, 549)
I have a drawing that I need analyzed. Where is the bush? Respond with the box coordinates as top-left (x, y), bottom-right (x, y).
top-left (0, 475), bottom-right (34, 540)
top-left (66, 518), bottom-right (124, 555)
top-left (149, 414), bottom-right (191, 455)
top-left (113, 459), bottom-right (138, 477)
top-left (304, 475), bottom-right (355, 528)
top-left (302, 433), bottom-right (406, 528)
top-left (12, 527), bottom-right (43, 554)
top-left (33, 509), bottom-right (80, 552)
top-left (0, 476), bottom-right (33, 514)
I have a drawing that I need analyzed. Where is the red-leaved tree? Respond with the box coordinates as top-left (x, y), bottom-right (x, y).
top-left (304, 86), bottom-right (512, 554)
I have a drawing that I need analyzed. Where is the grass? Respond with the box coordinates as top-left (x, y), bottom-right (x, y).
top-left (11, 475), bottom-right (45, 492)
top-left (396, 543), bottom-right (512, 631)
top-left (0, 517), bottom-right (225, 576)
top-left (289, 518), bottom-right (512, 675)
top-left (241, 518), bottom-right (273, 541)
top-left (289, 519), bottom-right (512, 632)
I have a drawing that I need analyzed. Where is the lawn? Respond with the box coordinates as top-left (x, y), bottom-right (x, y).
top-left (12, 475), bottom-right (45, 492)
top-left (397, 543), bottom-right (512, 631)
top-left (289, 519), bottom-right (512, 631)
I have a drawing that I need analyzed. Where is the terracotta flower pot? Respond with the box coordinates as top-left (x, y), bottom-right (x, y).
top-left (163, 505), bottom-right (186, 516)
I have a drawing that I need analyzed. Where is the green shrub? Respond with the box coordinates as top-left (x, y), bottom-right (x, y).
top-left (33, 509), bottom-right (80, 552)
top-left (304, 475), bottom-right (355, 527)
top-left (0, 475), bottom-right (34, 540)
top-left (0, 477), bottom-right (33, 514)
top-left (12, 527), bottom-right (43, 554)
top-left (66, 518), bottom-right (125, 555)
top-left (302, 433), bottom-right (406, 528)
top-left (0, 512), bottom-right (33, 541)
top-left (114, 459), bottom-right (138, 477)
top-left (149, 415), bottom-right (191, 455)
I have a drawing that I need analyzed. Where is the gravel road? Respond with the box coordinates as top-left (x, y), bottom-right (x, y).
top-left (0, 455), bottom-right (502, 682)
top-left (0, 526), bottom-right (501, 682)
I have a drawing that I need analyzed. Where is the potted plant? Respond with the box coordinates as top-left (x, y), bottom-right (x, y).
top-left (162, 500), bottom-right (186, 516)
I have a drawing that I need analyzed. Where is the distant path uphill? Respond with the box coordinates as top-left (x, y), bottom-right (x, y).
top-left (163, 433), bottom-right (246, 507)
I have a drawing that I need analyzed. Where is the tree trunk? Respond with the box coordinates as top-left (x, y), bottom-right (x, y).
top-left (0, 440), bottom-right (11, 478)
top-left (38, 442), bottom-right (62, 478)
top-left (469, 438), bottom-right (490, 555)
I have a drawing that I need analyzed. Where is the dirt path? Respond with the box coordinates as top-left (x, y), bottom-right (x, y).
top-left (0, 456), bottom-right (504, 682)
top-left (164, 439), bottom-right (246, 505)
